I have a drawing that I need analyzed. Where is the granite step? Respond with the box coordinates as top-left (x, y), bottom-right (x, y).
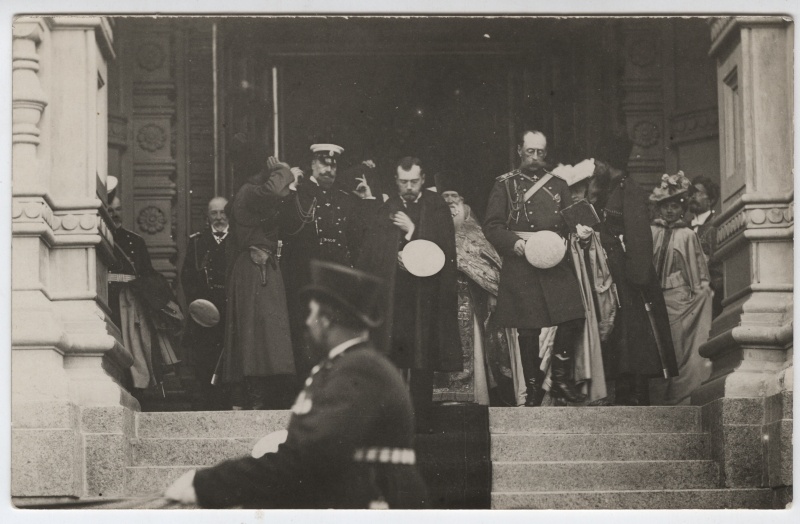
top-left (135, 410), bottom-right (291, 439)
top-left (131, 437), bottom-right (259, 466)
top-left (492, 460), bottom-right (719, 492)
top-left (491, 488), bottom-right (774, 509)
top-left (491, 432), bottom-right (709, 462)
top-left (126, 466), bottom-right (196, 497)
top-left (489, 406), bottom-right (701, 434)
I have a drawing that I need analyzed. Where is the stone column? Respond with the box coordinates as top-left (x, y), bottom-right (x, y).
top-left (12, 16), bottom-right (137, 502)
top-left (696, 17), bottom-right (792, 505)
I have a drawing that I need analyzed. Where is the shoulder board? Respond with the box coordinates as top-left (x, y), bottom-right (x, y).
top-left (189, 231), bottom-right (202, 239)
top-left (122, 228), bottom-right (144, 241)
top-left (547, 170), bottom-right (565, 181)
top-left (495, 170), bottom-right (520, 182)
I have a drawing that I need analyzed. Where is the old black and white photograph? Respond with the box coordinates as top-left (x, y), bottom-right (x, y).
top-left (4, 1), bottom-right (796, 522)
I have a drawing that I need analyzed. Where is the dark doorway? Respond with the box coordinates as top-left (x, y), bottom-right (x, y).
top-left (278, 54), bottom-right (513, 215)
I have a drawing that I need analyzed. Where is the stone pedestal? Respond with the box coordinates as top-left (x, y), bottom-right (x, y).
top-left (11, 16), bottom-right (138, 502)
top-left (695, 17), bottom-right (793, 504)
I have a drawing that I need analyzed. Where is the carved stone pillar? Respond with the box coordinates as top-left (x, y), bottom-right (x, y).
top-left (12, 16), bottom-right (137, 502)
top-left (619, 19), bottom-right (669, 187)
top-left (695, 17), bottom-right (792, 504)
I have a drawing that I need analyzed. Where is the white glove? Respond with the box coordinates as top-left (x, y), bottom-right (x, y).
top-left (163, 469), bottom-right (197, 504)
top-left (576, 224), bottom-right (593, 241)
top-left (289, 167), bottom-right (304, 191)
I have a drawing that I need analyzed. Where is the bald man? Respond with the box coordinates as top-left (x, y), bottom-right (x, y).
top-left (181, 197), bottom-right (231, 410)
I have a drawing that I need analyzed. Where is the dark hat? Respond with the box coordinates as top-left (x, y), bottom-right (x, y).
top-left (230, 133), bottom-right (269, 179)
top-left (310, 143), bottom-right (344, 167)
top-left (299, 260), bottom-right (385, 328)
top-left (434, 171), bottom-right (464, 196)
top-left (594, 132), bottom-right (634, 171)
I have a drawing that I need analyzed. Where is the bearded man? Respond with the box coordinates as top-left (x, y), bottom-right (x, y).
top-left (165, 261), bottom-right (428, 509)
top-left (357, 157), bottom-right (461, 431)
top-left (181, 196), bottom-right (231, 410)
top-left (431, 173), bottom-right (524, 406)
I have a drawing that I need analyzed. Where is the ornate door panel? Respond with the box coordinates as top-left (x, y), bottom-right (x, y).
top-left (109, 20), bottom-right (188, 281)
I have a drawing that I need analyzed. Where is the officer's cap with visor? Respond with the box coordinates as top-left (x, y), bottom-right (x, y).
top-left (310, 143), bottom-right (344, 167)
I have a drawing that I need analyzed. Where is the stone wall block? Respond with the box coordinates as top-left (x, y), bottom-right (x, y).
top-left (11, 428), bottom-right (82, 497)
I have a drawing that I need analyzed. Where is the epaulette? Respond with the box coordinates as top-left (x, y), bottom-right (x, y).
top-left (189, 231), bottom-right (202, 239)
top-left (548, 169), bottom-right (565, 181)
top-left (495, 169), bottom-right (521, 182)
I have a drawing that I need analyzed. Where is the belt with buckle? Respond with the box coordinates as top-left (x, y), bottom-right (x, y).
top-left (352, 447), bottom-right (416, 465)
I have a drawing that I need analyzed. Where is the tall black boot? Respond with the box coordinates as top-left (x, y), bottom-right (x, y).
top-left (550, 319), bottom-right (587, 404)
top-left (518, 332), bottom-right (545, 407)
top-left (550, 356), bottom-right (587, 403)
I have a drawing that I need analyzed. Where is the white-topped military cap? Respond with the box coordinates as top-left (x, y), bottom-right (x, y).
top-left (310, 144), bottom-right (344, 166)
top-left (310, 143), bottom-right (344, 156)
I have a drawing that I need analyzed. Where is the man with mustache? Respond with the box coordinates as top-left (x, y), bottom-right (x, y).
top-left (434, 174), bottom-right (524, 407)
top-left (107, 192), bottom-right (180, 399)
top-left (181, 196), bottom-right (231, 410)
top-left (483, 130), bottom-right (586, 407)
top-left (357, 157), bottom-right (461, 432)
top-left (279, 144), bottom-right (378, 379)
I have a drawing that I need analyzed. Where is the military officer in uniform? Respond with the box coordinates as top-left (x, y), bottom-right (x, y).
top-left (279, 143), bottom-right (378, 378)
top-left (164, 260), bottom-right (428, 509)
top-left (107, 192), bottom-right (183, 398)
top-left (181, 196), bottom-right (230, 410)
top-left (483, 130), bottom-right (587, 406)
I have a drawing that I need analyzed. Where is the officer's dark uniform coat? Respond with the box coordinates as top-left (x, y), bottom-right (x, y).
top-left (192, 340), bottom-right (428, 509)
top-left (483, 170), bottom-right (585, 329)
top-left (279, 179), bottom-right (378, 374)
top-left (181, 229), bottom-right (228, 406)
top-left (108, 227), bottom-right (157, 326)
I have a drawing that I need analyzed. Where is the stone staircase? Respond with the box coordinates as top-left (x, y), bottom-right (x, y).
top-left (126, 411), bottom-right (291, 496)
top-left (123, 406), bottom-right (775, 509)
top-left (490, 406), bottom-right (773, 509)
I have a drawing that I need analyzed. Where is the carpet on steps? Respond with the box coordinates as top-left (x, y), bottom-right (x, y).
top-left (415, 403), bottom-right (491, 509)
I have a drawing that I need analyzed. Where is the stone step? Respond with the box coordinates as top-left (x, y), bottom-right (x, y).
top-left (491, 488), bottom-right (774, 509)
top-left (493, 460), bottom-right (719, 492)
top-left (131, 437), bottom-right (258, 466)
top-left (491, 432), bottom-right (709, 462)
top-left (489, 406), bottom-right (700, 434)
top-left (126, 466), bottom-right (196, 497)
top-left (136, 410), bottom-right (291, 438)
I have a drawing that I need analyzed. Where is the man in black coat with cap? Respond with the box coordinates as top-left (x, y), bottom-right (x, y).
top-left (164, 261), bottom-right (428, 509)
top-left (588, 132), bottom-right (678, 405)
top-left (278, 144), bottom-right (378, 379)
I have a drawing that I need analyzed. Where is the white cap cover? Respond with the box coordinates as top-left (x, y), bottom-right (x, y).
top-left (524, 231), bottom-right (567, 269)
top-left (402, 239), bottom-right (446, 277)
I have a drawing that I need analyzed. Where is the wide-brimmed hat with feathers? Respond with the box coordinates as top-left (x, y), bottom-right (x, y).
top-left (650, 170), bottom-right (692, 204)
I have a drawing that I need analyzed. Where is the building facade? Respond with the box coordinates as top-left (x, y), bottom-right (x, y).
top-left (10, 16), bottom-right (792, 505)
